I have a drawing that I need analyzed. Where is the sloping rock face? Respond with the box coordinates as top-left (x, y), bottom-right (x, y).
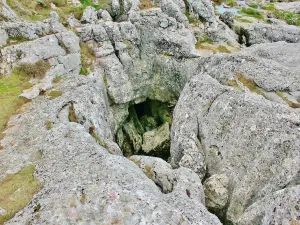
top-left (170, 42), bottom-right (300, 224)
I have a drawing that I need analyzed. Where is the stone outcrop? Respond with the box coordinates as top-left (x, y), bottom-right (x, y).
top-left (170, 42), bottom-right (300, 223)
top-left (1, 0), bottom-right (300, 224)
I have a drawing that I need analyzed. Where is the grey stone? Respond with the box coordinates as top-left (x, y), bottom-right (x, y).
top-left (0, 28), bottom-right (8, 47)
top-left (142, 122), bottom-right (170, 157)
top-left (204, 174), bottom-right (229, 211)
top-left (81, 6), bottom-right (98, 24)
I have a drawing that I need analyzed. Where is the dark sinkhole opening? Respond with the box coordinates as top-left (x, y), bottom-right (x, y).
top-left (116, 99), bottom-right (173, 161)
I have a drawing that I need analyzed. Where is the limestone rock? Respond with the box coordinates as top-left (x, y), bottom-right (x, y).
top-left (185, 0), bottom-right (216, 23)
top-left (81, 6), bottom-right (98, 24)
top-left (142, 122), bottom-right (170, 158)
top-left (219, 11), bottom-right (235, 28)
top-left (0, 28), bottom-right (8, 47)
top-left (204, 174), bottom-right (229, 211)
top-left (170, 45), bottom-right (300, 223)
top-left (237, 23), bottom-right (300, 46)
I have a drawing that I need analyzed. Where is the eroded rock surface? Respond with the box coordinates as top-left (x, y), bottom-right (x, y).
top-left (0, 0), bottom-right (300, 224)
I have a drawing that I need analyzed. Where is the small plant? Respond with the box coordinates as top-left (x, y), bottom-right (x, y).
top-left (68, 104), bottom-right (78, 122)
top-left (248, 3), bottom-right (258, 9)
top-left (45, 120), bottom-right (52, 130)
top-left (48, 90), bottom-right (63, 100)
top-left (237, 73), bottom-right (265, 97)
top-left (276, 92), bottom-right (300, 108)
top-left (14, 60), bottom-right (51, 79)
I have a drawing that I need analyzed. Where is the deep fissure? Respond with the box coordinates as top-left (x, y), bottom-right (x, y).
top-left (116, 99), bottom-right (173, 161)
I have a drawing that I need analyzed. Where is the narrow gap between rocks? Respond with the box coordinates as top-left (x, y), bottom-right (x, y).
top-left (116, 99), bottom-right (173, 161)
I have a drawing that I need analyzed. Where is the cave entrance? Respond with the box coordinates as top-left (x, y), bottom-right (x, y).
top-left (116, 99), bottom-right (173, 161)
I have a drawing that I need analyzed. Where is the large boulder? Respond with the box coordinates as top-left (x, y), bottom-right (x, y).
top-left (236, 23), bottom-right (300, 46)
top-left (170, 41), bottom-right (300, 223)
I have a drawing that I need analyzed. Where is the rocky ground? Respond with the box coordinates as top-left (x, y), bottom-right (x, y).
top-left (0, 0), bottom-right (299, 224)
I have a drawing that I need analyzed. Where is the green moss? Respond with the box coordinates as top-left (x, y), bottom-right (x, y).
top-left (162, 52), bottom-right (173, 57)
top-left (0, 73), bottom-right (32, 134)
top-left (248, 3), bottom-right (258, 8)
top-left (225, 80), bottom-right (243, 91)
top-left (238, 8), bottom-right (264, 19)
top-left (48, 90), bottom-right (63, 100)
top-left (261, 4), bottom-right (275, 11)
top-left (53, 75), bottom-right (63, 84)
top-left (45, 120), bottom-right (52, 130)
top-left (0, 165), bottom-right (42, 224)
top-left (276, 92), bottom-right (300, 108)
top-left (216, 45), bottom-right (231, 53)
top-left (237, 73), bottom-right (265, 97)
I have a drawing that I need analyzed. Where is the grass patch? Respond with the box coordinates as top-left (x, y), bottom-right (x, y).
top-left (261, 4), bottom-right (275, 11)
top-left (0, 165), bottom-right (41, 224)
top-left (48, 90), bottom-right (63, 99)
top-left (0, 73), bottom-right (32, 134)
top-left (45, 120), bottom-right (52, 130)
top-left (216, 45), bottom-right (231, 53)
top-left (6, 0), bottom-right (108, 22)
top-left (237, 73), bottom-right (265, 97)
top-left (273, 11), bottom-right (300, 26)
top-left (235, 16), bottom-right (253, 23)
top-left (238, 8), bottom-right (264, 19)
top-left (14, 61), bottom-right (51, 79)
top-left (80, 43), bottom-right (95, 75)
top-left (248, 3), bottom-right (258, 9)
top-left (276, 92), bottom-right (300, 108)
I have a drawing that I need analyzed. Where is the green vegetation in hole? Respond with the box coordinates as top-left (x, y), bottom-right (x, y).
top-left (48, 90), bottom-right (63, 99)
top-left (68, 104), bottom-right (78, 122)
top-left (80, 66), bottom-right (89, 76)
top-left (276, 92), bottom-right (300, 108)
top-left (237, 73), bottom-right (265, 97)
top-left (248, 3), bottom-right (258, 9)
top-left (0, 72), bottom-right (32, 135)
top-left (238, 8), bottom-right (264, 19)
top-left (45, 120), bottom-right (52, 130)
top-left (14, 60), bottom-right (51, 79)
top-left (0, 165), bottom-right (42, 224)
